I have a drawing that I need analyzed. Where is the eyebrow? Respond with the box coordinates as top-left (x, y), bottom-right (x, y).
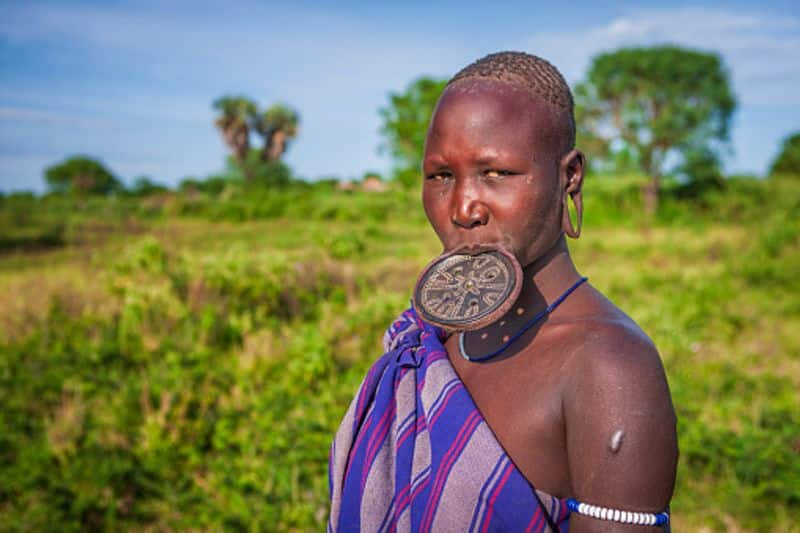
top-left (424, 149), bottom-right (520, 168)
top-left (428, 150), bottom-right (502, 163)
top-left (422, 156), bottom-right (448, 169)
top-left (473, 153), bottom-right (501, 166)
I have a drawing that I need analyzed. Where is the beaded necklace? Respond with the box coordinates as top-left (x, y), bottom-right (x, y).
top-left (459, 276), bottom-right (588, 363)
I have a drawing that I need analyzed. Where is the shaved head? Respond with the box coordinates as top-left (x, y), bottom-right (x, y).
top-left (446, 51), bottom-right (575, 155)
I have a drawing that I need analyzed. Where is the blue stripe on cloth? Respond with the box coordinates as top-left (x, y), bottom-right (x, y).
top-left (478, 459), bottom-right (516, 533)
top-left (330, 307), bottom-right (571, 532)
top-left (419, 409), bottom-right (483, 531)
top-left (374, 387), bottom-right (418, 533)
top-left (468, 455), bottom-right (509, 532)
top-left (490, 465), bottom-right (545, 530)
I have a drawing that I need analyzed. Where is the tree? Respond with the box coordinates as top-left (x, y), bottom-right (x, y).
top-left (574, 84), bottom-right (613, 173)
top-left (44, 156), bottom-right (121, 195)
top-left (130, 176), bottom-right (168, 196)
top-left (235, 149), bottom-right (292, 187)
top-left (213, 97), bottom-right (299, 182)
top-left (380, 77), bottom-right (448, 188)
top-left (213, 96), bottom-right (257, 168)
top-left (769, 132), bottom-right (800, 176)
top-left (575, 46), bottom-right (736, 214)
top-left (252, 104), bottom-right (300, 162)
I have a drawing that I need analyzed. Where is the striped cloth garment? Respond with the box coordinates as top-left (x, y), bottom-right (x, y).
top-left (329, 307), bottom-right (570, 532)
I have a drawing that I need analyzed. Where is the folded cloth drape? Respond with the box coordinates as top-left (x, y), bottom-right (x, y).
top-left (328, 307), bottom-right (570, 532)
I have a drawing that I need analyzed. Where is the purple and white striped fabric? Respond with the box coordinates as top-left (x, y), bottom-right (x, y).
top-left (329, 307), bottom-right (571, 532)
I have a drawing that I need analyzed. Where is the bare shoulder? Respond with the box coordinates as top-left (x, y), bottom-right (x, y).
top-left (563, 309), bottom-right (669, 397)
top-left (556, 287), bottom-right (673, 403)
top-left (557, 293), bottom-right (678, 530)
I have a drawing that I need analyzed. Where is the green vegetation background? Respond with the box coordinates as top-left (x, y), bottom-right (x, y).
top-left (1, 174), bottom-right (798, 531)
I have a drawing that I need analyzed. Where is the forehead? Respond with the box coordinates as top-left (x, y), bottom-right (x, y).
top-left (426, 79), bottom-right (561, 160)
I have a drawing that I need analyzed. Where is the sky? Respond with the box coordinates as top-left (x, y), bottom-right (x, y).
top-left (1, 0), bottom-right (798, 193)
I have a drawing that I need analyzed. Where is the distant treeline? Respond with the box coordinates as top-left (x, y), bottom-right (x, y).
top-left (1, 170), bottom-right (795, 256)
top-left (14, 45), bottom-right (800, 211)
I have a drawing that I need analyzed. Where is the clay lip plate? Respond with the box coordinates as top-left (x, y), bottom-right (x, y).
top-left (413, 247), bottom-right (523, 332)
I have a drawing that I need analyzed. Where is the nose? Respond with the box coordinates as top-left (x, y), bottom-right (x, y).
top-left (451, 179), bottom-right (489, 229)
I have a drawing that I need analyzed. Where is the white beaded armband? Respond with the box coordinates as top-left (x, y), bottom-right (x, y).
top-left (566, 498), bottom-right (669, 526)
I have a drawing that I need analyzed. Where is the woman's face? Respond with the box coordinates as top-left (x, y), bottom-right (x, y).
top-left (422, 79), bottom-right (567, 268)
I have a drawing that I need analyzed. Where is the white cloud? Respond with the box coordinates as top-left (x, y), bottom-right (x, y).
top-left (1, 2), bottom-right (796, 188)
top-left (0, 1), bottom-right (473, 184)
top-left (0, 1), bottom-right (466, 94)
top-left (520, 7), bottom-right (800, 106)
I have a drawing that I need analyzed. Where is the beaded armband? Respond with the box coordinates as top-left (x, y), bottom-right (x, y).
top-left (566, 498), bottom-right (669, 527)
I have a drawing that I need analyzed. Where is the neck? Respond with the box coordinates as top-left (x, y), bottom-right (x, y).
top-left (457, 235), bottom-right (584, 362)
top-left (521, 234), bottom-right (580, 304)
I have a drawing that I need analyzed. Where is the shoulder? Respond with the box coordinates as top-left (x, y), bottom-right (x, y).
top-left (383, 306), bottom-right (448, 353)
top-left (563, 315), bottom-right (670, 402)
top-left (558, 311), bottom-right (678, 521)
top-left (382, 307), bottom-right (421, 352)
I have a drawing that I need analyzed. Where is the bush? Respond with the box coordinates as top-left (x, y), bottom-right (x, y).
top-left (44, 156), bottom-right (122, 195)
top-left (769, 132), bottom-right (800, 176)
top-left (1, 173), bottom-right (798, 530)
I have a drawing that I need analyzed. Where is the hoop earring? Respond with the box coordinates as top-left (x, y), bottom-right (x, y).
top-left (562, 192), bottom-right (582, 238)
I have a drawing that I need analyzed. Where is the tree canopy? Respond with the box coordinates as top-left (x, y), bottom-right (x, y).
top-left (252, 104), bottom-right (300, 163)
top-left (213, 96), bottom-right (257, 166)
top-left (770, 132), bottom-right (800, 176)
top-left (129, 176), bottom-right (169, 197)
top-left (379, 77), bottom-right (447, 188)
top-left (44, 156), bottom-right (121, 195)
top-left (213, 96), bottom-right (299, 182)
top-left (575, 46), bottom-right (736, 213)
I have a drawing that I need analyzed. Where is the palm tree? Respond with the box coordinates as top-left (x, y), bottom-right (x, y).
top-left (212, 96), bottom-right (257, 167)
top-left (252, 104), bottom-right (300, 162)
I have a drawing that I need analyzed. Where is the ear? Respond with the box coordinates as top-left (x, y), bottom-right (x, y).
top-left (559, 149), bottom-right (585, 238)
top-left (560, 149), bottom-right (585, 192)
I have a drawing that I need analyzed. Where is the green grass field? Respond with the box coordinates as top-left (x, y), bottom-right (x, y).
top-left (1, 176), bottom-right (798, 531)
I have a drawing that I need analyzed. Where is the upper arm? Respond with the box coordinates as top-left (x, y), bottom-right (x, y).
top-left (563, 328), bottom-right (678, 531)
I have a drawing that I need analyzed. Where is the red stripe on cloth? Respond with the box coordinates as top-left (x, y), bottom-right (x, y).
top-left (480, 461), bottom-right (515, 533)
top-left (524, 503), bottom-right (543, 533)
top-left (420, 410), bottom-right (482, 531)
top-left (360, 401), bottom-right (396, 488)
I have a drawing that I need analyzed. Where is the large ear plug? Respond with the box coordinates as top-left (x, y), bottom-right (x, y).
top-left (413, 246), bottom-right (522, 332)
top-left (561, 151), bottom-right (584, 239)
top-left (562, 189), bottom-right (582, 238)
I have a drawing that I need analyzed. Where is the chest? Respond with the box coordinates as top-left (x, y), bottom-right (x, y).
top-left (444, 333), bottom-right (573, 495)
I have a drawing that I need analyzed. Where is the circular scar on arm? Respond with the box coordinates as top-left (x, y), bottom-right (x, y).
top-left (608, 429), bottom-right (624, 454)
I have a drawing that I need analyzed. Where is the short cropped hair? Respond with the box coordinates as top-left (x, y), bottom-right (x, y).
top-left (447, 51), bottom-right (576, 154)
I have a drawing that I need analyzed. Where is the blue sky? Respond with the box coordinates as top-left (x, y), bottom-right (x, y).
top-left (1, 0), bottom-right (798, 192)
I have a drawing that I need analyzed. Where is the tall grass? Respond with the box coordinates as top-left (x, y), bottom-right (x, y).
top-left (0, 175), bottom-right (798, 530)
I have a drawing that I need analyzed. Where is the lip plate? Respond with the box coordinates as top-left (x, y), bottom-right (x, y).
top-left (413, 247), bottom-right (523, 332)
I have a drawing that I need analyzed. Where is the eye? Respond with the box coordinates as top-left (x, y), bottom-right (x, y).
top-left (485, 169), bottom-right (514, 179)
top-left (426, 171), bottom-right (453, 182)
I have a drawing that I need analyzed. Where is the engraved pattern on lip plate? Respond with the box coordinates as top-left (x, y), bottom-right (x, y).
top-left (415, 250), bottom-right (517, 329)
